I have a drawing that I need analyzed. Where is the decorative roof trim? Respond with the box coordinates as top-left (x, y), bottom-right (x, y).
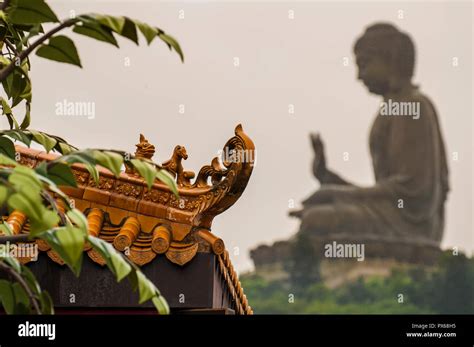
top-left (2, 125), bottom-right (255, 314)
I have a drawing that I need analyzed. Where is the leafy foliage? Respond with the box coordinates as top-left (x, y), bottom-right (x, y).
top-left (0, 0), bottom-right (183, 315)
top-left (0, 0), bottom-right (184, 128)
top-left (241, 251), bottom-right (474, 314)
top-left (7, 0), bottom-right (59, 25)
top-left (0, 257), bottom-right (53, 314)
top-left (36, 35), bottom-right (82, 67)
top-left (284, 232), bottom-right (321, 288)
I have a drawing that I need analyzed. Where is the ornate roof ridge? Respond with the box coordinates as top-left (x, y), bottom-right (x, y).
top-left (3, 124), bottom-right (255, 314)
top-left (15, 124), bottom-right (255, 228)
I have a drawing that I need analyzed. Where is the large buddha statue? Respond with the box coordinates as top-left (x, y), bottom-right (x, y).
top-left (289, 23), bottom-right (449, 251)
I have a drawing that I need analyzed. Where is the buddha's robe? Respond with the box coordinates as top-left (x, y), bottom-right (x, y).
top-left (300, 90), bottom-right (449, 246)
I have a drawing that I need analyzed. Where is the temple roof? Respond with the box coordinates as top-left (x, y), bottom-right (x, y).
top-left (2, 124), bottom-right (255, 314)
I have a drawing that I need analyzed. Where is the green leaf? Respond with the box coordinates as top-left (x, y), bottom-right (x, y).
top-left (9, 165), bottom-right (42, 194)
top-left (11, 23), bottom-right (40, 32)
top-left (0, 97), bottom-right (17, 129)
top-left (120, 17), bottom-right (138, 44)
top-left (130, 159), bottom-right (156, 189)
top-left (36, 35), bottom-right (82, 68)
top-left (2, 129), bottom-right (32, 146)
top-left (60, 150), bottom-right (95, 165)
top-left (58, 151), bottom-right (100, 184)
top-left (156, 170), bottom-right (179, 197)
top-left (0, 222), bottom-right (14, 236)
top-left (0, 153), bottom-right (18, 166)
top-left (73, 19), bottom-right (118, 47)
top-left (86, 235), bottom-right (108, 254)
top-left (46, 162), bottom-right (77, 187)
top-left (1, 97), bottom-right (12, 115)
top-left (158, 33), bottom-right (184, 62)
top-left (2, 256), bottom-right (21, 273)
top-left (0, 21), bottom-right (7, 38)
top-left (16, 64), bottom-right (32, 104)
top-left (7, 0), bottom-right (59, 25)
top-left (3, 112), bottom-right (19, 130)
top-left (8, 192), bottom-right (40, 217)
top-left (152, 295), bottom-right (170, 315)
top-left (66, 209), bottom-right (88, 234)
top-left (35, 173), bottom-right (70, 203)
top-left (7, 166), bottom-right (61, 234)
top-left (0, 279), bottom-right (15, 314)
top-left (21, 23), bottom-right (44, 45)
top-left (34, 161), bottom-right (47, 177)
top-left (128, 268), bottom-right (138, 291)
top-left (87, 236), bottom-right (131, 281)
top-left (11, 282), bottom-right (29, 308)
top-left (93, 150), bottom-right (123, 176)
top-left (41, 226), bottom-right (84, 276)
top-left (0, 55), bottom-right (11, 68)
top-left (47, 133), bottom-right (70, 146)
top-left (21, 265), bottom-right (41, 295)
top-left (109, 252), bottom-right (132, 282)
top-left (29, 130), bottom-right (57, 152)
top-left (0, 136), bottom-right (15, 159)
top-left (136, 271), bottom-right (157, 304)
top-left (1, 60), bottom-right (16, 106)
top-left (9, 68), bottom-right (30, 107)
top-left (54, 226), bottom-right (84, 272)
top-left (39, 291), bottom-right (54, 314)
top-left (85, 163), bottom-right (99, 185)
top-left (4, 21), bottom-right (23, 51)
top-left (95, 15), bottom-right (125, 33)
top-left (0, 185), bottom-right (8, 205)
top-left (19, 102), bottom-right (30, 129)
top-left (57, 142), bottom-right (73, 155)
top-left (135, 21), bottom-right (158, 45)
top-left (93, 15), bottom-right (137, 44)
top-left (28, 209), bottom-right (60, 236)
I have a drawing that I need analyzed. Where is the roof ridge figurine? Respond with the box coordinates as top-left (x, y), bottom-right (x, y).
top-left (135, 133), bottom-right (156, 160)
top-left (162, 145), bottom-right (195, 187)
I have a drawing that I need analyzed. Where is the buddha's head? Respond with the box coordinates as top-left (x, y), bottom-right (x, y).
top-left (353, 23), bottom-right (415, 96)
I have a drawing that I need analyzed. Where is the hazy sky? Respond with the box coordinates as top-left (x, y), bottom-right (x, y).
top-left (8, 1), bottom-right (472, 273)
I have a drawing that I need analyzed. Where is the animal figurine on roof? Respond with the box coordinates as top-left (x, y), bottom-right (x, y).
top-left (162, 145), bottom-right (196, 187)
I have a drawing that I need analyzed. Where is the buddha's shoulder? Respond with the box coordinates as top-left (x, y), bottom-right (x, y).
top-left (396, 89), bottom-right (438, 119)
top-left (404, 89), bottom-right (437, 109)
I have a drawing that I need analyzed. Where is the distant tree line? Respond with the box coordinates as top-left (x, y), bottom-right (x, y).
top-left (241, 251), bottom-right (474, 314)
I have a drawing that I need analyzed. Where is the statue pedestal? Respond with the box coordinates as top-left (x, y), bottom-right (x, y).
top-left (307, 236), bottom-right (442, 264)
top-left (319, 258), bottom-right (430, 288)
top-left (250, 236), bottom-right (443, 287)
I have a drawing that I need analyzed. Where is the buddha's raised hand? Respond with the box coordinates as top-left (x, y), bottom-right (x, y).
top-left (311, 133), bottom-right (327, 181)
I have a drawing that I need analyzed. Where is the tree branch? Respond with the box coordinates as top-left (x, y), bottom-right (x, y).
top-left (0, 260), bottom-right (42, 314)
top-left (4, 38), bottom-right (19, 57)
top-left (0, 17), bottom-right (79, 81)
